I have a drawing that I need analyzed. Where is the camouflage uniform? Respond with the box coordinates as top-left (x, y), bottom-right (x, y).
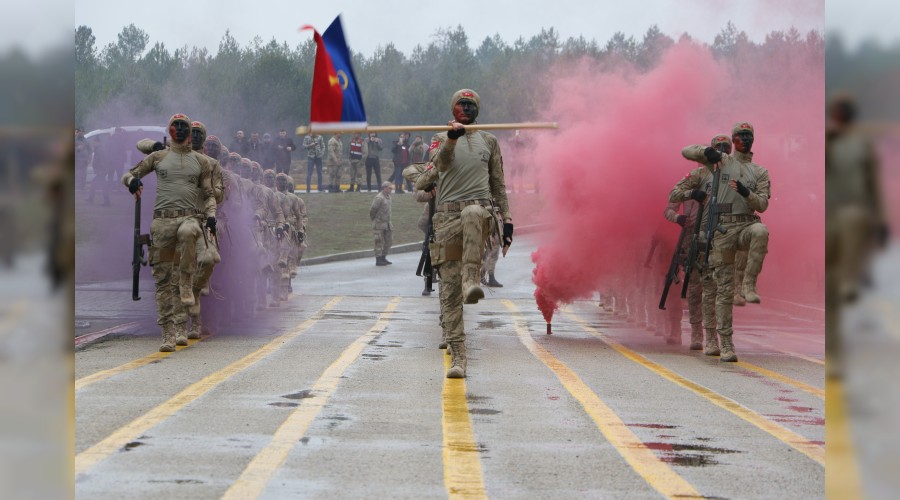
top-left (663, 199), bottom-right (702, 348)
top-left (669, 123), bottom-right (770, 362)
top-left (254, 164), bottom-right (285, 307)
top-left (123, 114), bottom-right (216, 351)
top-left (369, 182), bottom-right (393, 264)
top-left (348, 134), bottom-right (366, 192)
top-left (420, 89), bottom-right (512, 379)
top-left (184, 123), bottom-right (224, 341)
top-left (327, 134), bottom-right (344, 192)
top-left (302, 134), bottom-right (325, 192)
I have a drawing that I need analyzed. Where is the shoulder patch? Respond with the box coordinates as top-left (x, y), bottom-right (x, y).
top-left (429, 140), bottom-right (440, 151)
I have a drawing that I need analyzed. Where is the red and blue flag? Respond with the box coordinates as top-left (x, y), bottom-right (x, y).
top-left (301, 16), bottom-right (367, 130)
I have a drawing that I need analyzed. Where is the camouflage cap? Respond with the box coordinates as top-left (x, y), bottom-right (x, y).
top-left (240, 157), bottom-right (252, 167)
top-left (263, 169), bottom-right (276, 179)
top-left (710, 134), bottom-right (731, 147)
top-left (450, 89), bottom-right (480, 114)
top-left (207, 135), bottom-right (221, 145)
top-left (169, 113), bottom-right (190, 127)
top-left (381, 181), bottom-right (393, 189)
top-left (229, 152), bottom-right (241, 160)
top-left (732, 122), bottom-right (754, 136)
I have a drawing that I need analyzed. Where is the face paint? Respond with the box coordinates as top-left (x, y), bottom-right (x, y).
top-left (191, 128), bottom-right (205, 150)
top-left (733, 131), bottom-right (754, 153)
top-left (453, 99), bottom-right (479, 124)
top-left (171, 121), bottom-right (191, 143)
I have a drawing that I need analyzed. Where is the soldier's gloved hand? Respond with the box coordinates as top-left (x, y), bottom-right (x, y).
top-left (447, 127), bottom-right (466, 140)
top-left (734, 180), bottom-right (751, 197)
top-left (703, 147), bottom-right (722, 164)
top-left (275, 226), bottom-right (285, 239)
top-left (282, 223), bottom-right (291, 233)
top-left (152, 141), bottom-right (165, 152)
top-left (206, 216), bottom-right (217, 235)
top-left (503, 223), bottom-right (514, 247)
top-left (689, 190), bottom-right (707, 203)
top-left (297, 231), bottom-right (305, 243)
top-left (128, 177), bottom-right (143, 194)
top-left (675, 215), bottom-right (687, 227)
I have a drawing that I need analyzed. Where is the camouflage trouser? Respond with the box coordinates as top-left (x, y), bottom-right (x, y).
top-left (433, 205), bottom-right (494, 343)
top-left (833, 205), bottom-right (873, 296)
top-left (482, 233), bottom-right (500, 274)
top-left (374, 228), bottom-right (392, 257)
top-left (686, 266), bottom-right (703, 328)
top-left (328, 161), bottom-right (342, 187)
top-left (349, 159), bottom-right (362, 187)
top-left (709, 220), bottom-right (769, 337)
top-left (700, 266), bottom-right (717, 331)
top-left (187, 230), bottom-right (220, 317)
top-left (149, 215), bottom-right (203, 326)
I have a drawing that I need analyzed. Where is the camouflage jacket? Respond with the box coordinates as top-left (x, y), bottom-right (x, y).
top-left (124, 141), bottom-right (216, 217)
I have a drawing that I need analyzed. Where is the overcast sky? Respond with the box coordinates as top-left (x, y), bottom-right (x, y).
top-left (73, 0), bottom-right (824, 59)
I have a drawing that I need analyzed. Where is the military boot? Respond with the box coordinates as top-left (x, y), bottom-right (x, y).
top-left (734, 292), bottom-right (747, 306)
top-left (160, 324), bottom-right (176, 352)
top-left (187, 316), bottom-right (201, 340)
top-left (703, 328), bottom-right (720, 356)
top-left (689, 323), bottom-right (703, 350)
top-left (376, 256), bottom-right (388, 266)
top-left (438, 332), bottom-right (448, 350)
top-left (719, 334), bottom-right (738, 362)
top-left (174, 322), bottom-right (188, 346)
top-left (463, 265), bottom-right (484, 305)
top-left (742, 274), bottom-right (761, 304)
top-left (486, 273), bottom-right (503, 287)
top-left (446, 341), bottom-right (467, 378)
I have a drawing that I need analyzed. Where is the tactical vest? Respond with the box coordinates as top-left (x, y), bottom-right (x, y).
top-left (350, 139), bottom-right (364, 160)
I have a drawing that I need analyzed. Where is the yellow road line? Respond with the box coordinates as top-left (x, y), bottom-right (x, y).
top-left (564, 310), bottom-right (825, 466)
top-left (442, 345), bottom-right (488, 499)
top-left (75, 296), bottom-right (343, 477)
top-left (504, 301), bottom-right (701, 499)
top-left (223, 297), bottom-right (400, 499)
top-left (75, 337), bottom-right (202, 391)
top-left (735, 361), bottom-right (824, 400)
top-left (825, 378), bottom-right (863, 499)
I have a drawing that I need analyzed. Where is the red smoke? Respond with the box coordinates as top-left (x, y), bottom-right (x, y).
top-left (531, 40), bottom-right (824, 321)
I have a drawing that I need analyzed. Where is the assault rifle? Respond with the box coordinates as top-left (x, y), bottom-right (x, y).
top-left (703, 167), bottom-right (728, 269)
top-left (658, 224), bottom-right (688, 310)
top-left (416, 185), bottom-right (436, 295)
top-left (132, 194), bottom-right (150, 300)
top-left (680, 204), bottom-right (705, 298)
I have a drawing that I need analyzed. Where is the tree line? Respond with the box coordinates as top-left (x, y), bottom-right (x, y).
top-left (75, 22), bottom-right (823, 136)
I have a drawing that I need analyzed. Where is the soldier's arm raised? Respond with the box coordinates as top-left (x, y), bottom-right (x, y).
top-left (431, 134), bottom-right (456, 173)
top-left (663, 201), bottom-right (682, 223)
top-left (122, 150), bottom-right (159, 188)
top-left (668, 168), bottom-right (703, 203)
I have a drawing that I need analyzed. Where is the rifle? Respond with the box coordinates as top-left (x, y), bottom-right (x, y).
top-left (416, 186), bottom-right (436, 293)
top-left (680, 203), bottom-right (705, 298)
top-left (658, 224), bottom-right (688, 310)
top-left (702, 167), bottom-right (728, 268)
top-left (132, 196), bottom-right (150, 301)
top-left (644, 237), bottom-right (659, 269)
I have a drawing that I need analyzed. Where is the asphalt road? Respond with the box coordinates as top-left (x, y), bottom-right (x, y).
top-left (75, 234), bottom-right (825, 499)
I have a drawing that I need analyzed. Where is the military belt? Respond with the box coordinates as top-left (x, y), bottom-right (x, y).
top-left (153, 208), bottom-right (202, 219)
top-left (436, 199), bottom-right (493, 213)
top-left (716, 203), bottom-right (733, 213)
top-left (719, 213), bottom-right (759, 224)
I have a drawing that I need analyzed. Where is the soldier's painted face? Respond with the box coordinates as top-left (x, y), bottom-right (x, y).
top-left (191, 128), bottom-right (205, 150)
top-left (733, 131), bottom-right (754, 153)
top-left (453, 99), bottom-right (479, 124)
top-left (170, 121), bottom-right (191, 143)
top-left (204, 141), bottom-right (220, 158)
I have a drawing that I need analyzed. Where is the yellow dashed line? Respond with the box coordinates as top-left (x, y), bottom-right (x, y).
top-left (735, 361), bottom-right (824, 400)
top-left (223, 297), bottom-right (400, 499)
top-left (503, 301), bottom-right (702, 499)
top-left (75, 337), bottom-right (201, 391)
top-left (442, 341), bottom-right (488, 499)
top-left (737, 336), bottom-right (825, 366)
top-left (564, 310), bottom-right (825, 466)
top-left (75, 296), bottom-right (343, 477)
top-left (825, 378), bottom-right (863, 498)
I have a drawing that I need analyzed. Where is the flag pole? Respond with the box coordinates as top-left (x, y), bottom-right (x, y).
top-left (295, 122), bottom-right (558, 136)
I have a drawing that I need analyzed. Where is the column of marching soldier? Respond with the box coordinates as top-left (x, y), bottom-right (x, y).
top-left (124, 114), bottom-right (307, 351)
top-left (601, 123), bottom-right (771, 363)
